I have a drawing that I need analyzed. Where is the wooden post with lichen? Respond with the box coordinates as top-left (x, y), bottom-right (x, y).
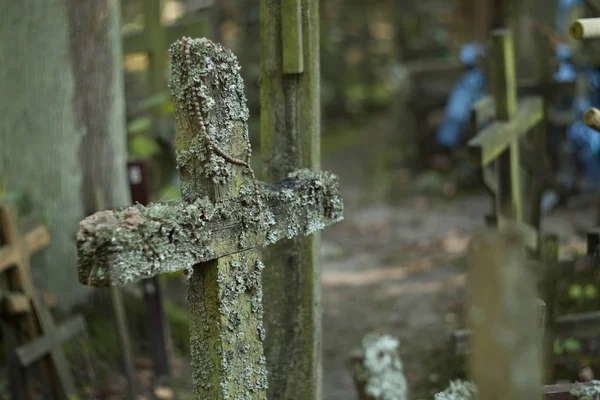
top-left (76, 37), bottom-right (343, 399)
top-left (468, 226), bottom-right (542, 400)
top-left (260, 0), bottom-right (323, 399)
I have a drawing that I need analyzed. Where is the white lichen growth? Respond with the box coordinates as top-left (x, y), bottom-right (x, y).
top-left (434, 380), bottom-right (478, 400)
top-left (571, 380), bottom-right (600, 399)
top-left (350, 333), bottom-right (408, 400)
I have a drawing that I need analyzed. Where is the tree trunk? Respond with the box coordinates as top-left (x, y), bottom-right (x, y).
top-left (0, 0), bottom-right (129, 308)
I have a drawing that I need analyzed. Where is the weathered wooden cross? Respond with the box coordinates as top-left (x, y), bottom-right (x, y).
top-left (0, 204), bottom-right (86, 400)
top-left (76, 37), bottom-right (343, 399)
top-left (468, 29), bottom-right (546, 251)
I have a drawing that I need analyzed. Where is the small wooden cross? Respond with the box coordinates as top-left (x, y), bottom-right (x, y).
top-left (0, 204), bottom-right (85, 400)
top-left (76, 37), bottom-right (343, 399)
top-left (469, 29), bottom-right (545, 250)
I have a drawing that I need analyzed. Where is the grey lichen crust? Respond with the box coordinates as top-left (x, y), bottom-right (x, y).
top-left (188, 251), bottom-right (268, 399)
top-left (349, 333), bottom-right (408, 400)
top-left (76, 169), bottom-right (343, 287)
top-left (434, 380), bottom-right (478, 400)
top-left (571, 381), bottom-right (600, 399)
top-left (168, 37), bottom-right (252, 202)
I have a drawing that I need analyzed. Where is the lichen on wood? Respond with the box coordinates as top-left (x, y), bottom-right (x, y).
top-left (349, 333), bottom-right (408, 400)
top-left (77, 170), bottom-right (342, 287)
top-left (76, 33), bottom-right (344, 400)
top-left (189, 250), bottom-right (268, 399)
top-left (434, 380), bottom-right (479, 400)
top-left (168, 37), bottom-right (252, 203)
top-left (571, 381), bottom-right (600, 399)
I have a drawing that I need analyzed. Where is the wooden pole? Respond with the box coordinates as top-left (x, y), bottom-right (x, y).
top-left (260, 0), bottom-right (323, 398)
top-left (468, 227), bottom-right (542, 400)
top-left (94, 189), bottom-right (138, 398)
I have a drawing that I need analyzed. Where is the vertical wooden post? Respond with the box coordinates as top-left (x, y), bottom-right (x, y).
top-left (146, 0), bottom-right (167, 99)
top-left (260, 0), bottom-right (322, 398)
top-left (540, 234), bottom-right (559, 384)
top-left (490, 30), bottom-right (524, 226)
top-left (94, 189), bottom-right (138, 398)
top-left (127, 160), bottom-right (173, 378)
top-left (468, 227), bottom-right (542, 400)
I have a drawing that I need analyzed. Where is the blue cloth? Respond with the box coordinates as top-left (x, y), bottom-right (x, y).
top-left (460, 42), bottom-right (484, 68)
top-left (567, 120), bottom-right (600, 187)
top-left (435, 68), bottom-right (486, 148)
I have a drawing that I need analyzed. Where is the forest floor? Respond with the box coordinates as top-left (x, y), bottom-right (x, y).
top-left (318, 113), bottom-right (596, 400)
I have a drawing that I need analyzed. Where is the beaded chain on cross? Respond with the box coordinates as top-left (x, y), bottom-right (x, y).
top-left (179, 36), bottom-right (262, 213)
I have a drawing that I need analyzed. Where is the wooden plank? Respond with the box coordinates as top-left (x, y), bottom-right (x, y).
top-left (146, 0), bottom-right (166, 95)
top-left (24, 225), bottom-right (50, 254)
top-left (469, 97), bottom-right (544, 166)
top-left (482, 165), bottom-right (498, 194)
top-left (0, 246), bottom-right (17, 272)
top-left (142, 276), bottom-right (172, 377)
top-left (95, 188), bottom-right (139, 397)
top-left (126, 161), bottom-right (172, 379)
top-left (2, 290), bottom-right (55, 314)
top-left (260, 0), bottom-right (324, 398)
top-left (188, 249), bottom-right (268, 399)
top-left (554, 311), bottom-right (600, 337)
top-left (110, 286), bottom-right (139, 398)
top-left (540, 234), bottom-right (559, 384)
top-left (543, 382), bottom-right (591, 400)
top-left (281, 0), bottom-right (303, 74)
top-left (471, 96), bottom-right (495, 132)
top-left (2, 318), bottom-right (29, 400)
top-left (468, 228), bottom-right (542, 400)
top-left (16, 315), bottom-right (86, 367)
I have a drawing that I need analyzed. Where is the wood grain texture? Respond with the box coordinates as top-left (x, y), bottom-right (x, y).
top-left (260, 0), bottom-right (324, 398)
top-left (468, 228), bottom-right (542, 400)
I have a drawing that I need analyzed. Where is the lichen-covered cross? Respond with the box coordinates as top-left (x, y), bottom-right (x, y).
top-left (76, 37), bottom-right (343, 399)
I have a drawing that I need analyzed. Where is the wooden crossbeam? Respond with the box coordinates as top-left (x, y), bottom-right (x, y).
top-left (0, 289), bottom-right (56, 315)
top-left (470, 97), bottom-right (544, 166)
top-left (16, 314), bottom-right (86, 367)
top-left (94, 188), bottom-right (139, 398)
